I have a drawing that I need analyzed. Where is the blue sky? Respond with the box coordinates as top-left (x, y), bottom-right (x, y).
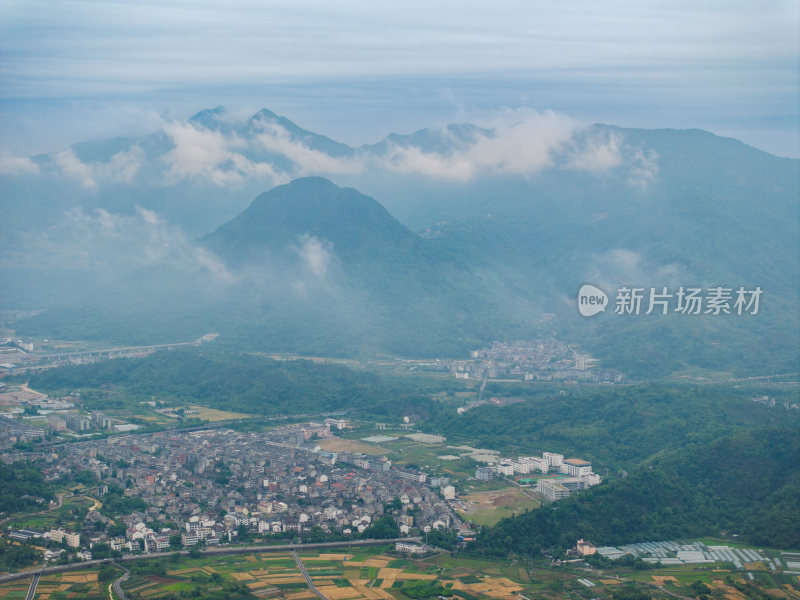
top-left (1, 1), bottom-right (797, 157)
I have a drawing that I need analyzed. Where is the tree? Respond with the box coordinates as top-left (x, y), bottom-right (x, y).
top-left (361, 516), bottom-right (399, 539)
top-left (237, 524), bottom-right (249, 542)
top-left (98, 564), bottom-right (118, 583)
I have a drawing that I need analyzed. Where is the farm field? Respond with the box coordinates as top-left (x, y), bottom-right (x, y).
top-left (2, 544), bottom-right (797, 600)
top-left (332, 432), bottom-right (494, 481)
top-left (115, 546), bottom-right (532, 600)
top-left (317, 438), bottom-right (389, 456)
top-left (624, 565), bottom-right (800, 600)
top-left (139, 547), bottom-right (800, 599)
top-left (455, 488), bottom-right (540, 526)
top-left (0, 570), bottom-right (105, 600)
top-left (187, 405), bottom-right (256, 422)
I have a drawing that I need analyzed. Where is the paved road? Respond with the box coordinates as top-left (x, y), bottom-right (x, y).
top-left (25, 574), bottom-right (39, 600)
top-left (293, 550), bottom-right (329, 600)
top-left (111, 565), bottom-right (131, 600)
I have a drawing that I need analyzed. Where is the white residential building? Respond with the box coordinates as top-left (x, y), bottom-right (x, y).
top-left (537, 479), bottom-right (570, 501)
top-left (475, 466), bottom-right (495, 481)
top-left (512, 461), bottom-right (530, 474)
top-left (520, 456), bottom-right (549, 473)
top-left (543, 452), bottom-right (564, 469)
top-left (564, 458), bottom-right (593, 477)
top-left (581, 473), bottom-right (602, 487)
top-left (48, 528), bottom-right (80, 548)
top-left (396, 542), bottom-right (426, 555)
top-left (497, 461), bottom-right (515, 477)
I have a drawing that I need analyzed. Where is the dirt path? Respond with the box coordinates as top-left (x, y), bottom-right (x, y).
top-left (20, 383), bottom-right (47, 398)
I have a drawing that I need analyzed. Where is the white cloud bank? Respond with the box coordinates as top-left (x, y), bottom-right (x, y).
top-left (586, 248), bottom-right (686, 292)
top-left (54, 146), bottom-right (144, 190)
top-left (155, 109), bottom-right (659, 186)
top-left (15, 108), bottom-right (660, 192)
top-left (20, 205), bottom-right (234, 286)
top-left (0, 152), bottom-right (39, 176)
top-left (162, 121), bottom-right (286, 187)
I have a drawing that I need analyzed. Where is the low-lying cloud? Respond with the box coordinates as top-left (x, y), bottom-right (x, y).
top-left (54, 146), bottom-right (144, 190)
top-left (162, 121), bottom-right (286, 187)
top-left (294, 234), bottom-right (335, 278)
top-left (11, 108), bottom-right (660, 193)
top-left (0, 152), bottom-right (40, 176)
top-left (565, 130), bottom-right (623, 172)
top-left (253, 122), bottom-right (364, 176)
top-left (9, 204), bottom-right (232, 286)
top-left (586, 248), bottom-right (686, 291)
top-left (171, 109), bottom-right (656, 185)
top-left (380, 109), bottom-right (578, 181)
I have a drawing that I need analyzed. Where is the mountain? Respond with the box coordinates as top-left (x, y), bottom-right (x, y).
top-left (16, 177), bottom-right (543, 357)
top-left (203, 177), bottom-right (428, 267)
top-left (3, 108), bottom-right (798, 376)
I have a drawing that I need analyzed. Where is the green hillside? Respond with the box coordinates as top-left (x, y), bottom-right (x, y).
top-left (473, 428), bottom-right (800, 554)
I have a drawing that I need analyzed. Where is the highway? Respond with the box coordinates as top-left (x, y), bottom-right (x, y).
top-left (293, 550), bottom-right (330, 600)
top-left (25, 574), bottom-right (39, 600)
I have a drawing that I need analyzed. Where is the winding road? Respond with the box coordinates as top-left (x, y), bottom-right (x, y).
top-left (293, 550), bottom-right (330, 600)
top-left (111, 565), bottom-right (131, 600)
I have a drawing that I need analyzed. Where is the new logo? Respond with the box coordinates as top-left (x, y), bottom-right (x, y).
top-left (578, 284), bottom-right (608, 317)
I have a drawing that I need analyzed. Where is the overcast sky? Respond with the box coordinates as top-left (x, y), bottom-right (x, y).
top-left (1, 0), bottom-right (797, 157)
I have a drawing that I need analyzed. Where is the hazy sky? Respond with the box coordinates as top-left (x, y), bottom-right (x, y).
top-left (1, 1), bottom-right (797, 157)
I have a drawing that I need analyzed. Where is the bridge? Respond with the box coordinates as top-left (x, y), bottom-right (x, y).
top-left (8, 334), bottom-right (218, 374)
top-left (293, 550), bottom-right (329, 600)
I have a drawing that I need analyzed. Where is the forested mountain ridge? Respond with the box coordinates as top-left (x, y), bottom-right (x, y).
top-left (426, 383), bottom-right (800, 469)
top-left (473, 427), bottom-right (800, 554)
top-left (5, 108), bottom-right (799, 377)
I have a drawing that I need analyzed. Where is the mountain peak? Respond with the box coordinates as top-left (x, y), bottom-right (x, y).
top-left (246, 110), bottom-right (354, 157)
top-left (203, 177), bottom-right (422, 265)
top-left (188, 106), bottom-right (228, 128)
top-left (249, 108), bottom-right (279, 120)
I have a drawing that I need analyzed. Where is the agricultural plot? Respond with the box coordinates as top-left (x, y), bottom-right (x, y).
top-left (456, 488), bottom-right (540, 526)
top-left (330, 433), bottom-right (482, 479)
top-left (109, 545), bottom-right (533, 600)
top-left (187, 405), bottom-right (256, 422)
top-left (317, 438), bottom-right (388, 455)
top-left (21, 544), bottom-right (794, 600)
top-left (373, 440), bottom-right (479, 479)
top-left (0, 570), bottom-right (105, 600)
top-left (0, 580), bottom-right (29, 599)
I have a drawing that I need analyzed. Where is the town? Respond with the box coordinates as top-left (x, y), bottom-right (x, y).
top-left (2, 419), bottom-right (470, 562)
top-left (1, 403), bottom-right (607, 564)
top-left (446, 339), bottom-right (624, 383)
